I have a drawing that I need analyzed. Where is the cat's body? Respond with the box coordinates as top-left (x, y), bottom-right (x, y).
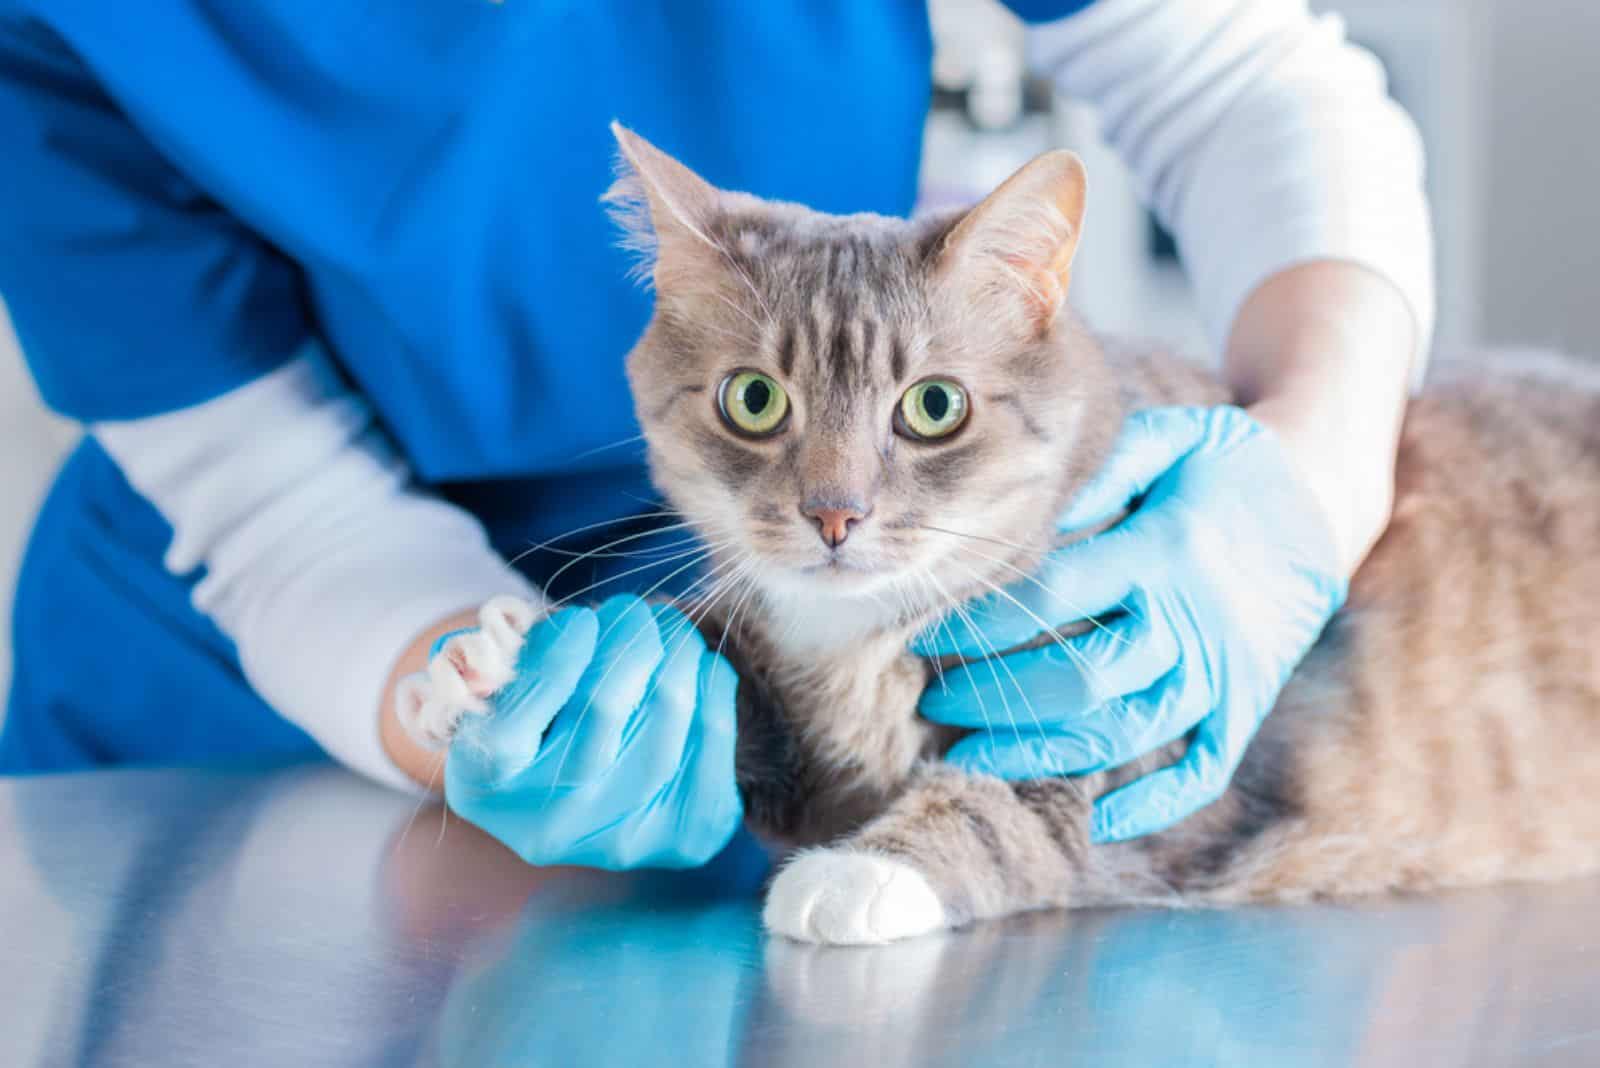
top-left (401, 127), bottom-right (1600, 944)
top-left (714, 339), bottom-right (1600, 940)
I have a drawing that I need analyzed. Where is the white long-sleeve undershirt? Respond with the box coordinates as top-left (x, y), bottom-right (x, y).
top-left (91, 0), bottom-right (1433, 791)
top-left (94, 349), bottom-right (539, 791)
top-left (1028, 0), bottom-right (1434, 377)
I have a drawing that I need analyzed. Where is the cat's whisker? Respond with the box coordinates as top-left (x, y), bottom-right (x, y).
top-left (945, 539), bottom-right (1132, 653)
top-left (542, 535), bottom-right (734, 621)
top-left (639, 554), bottom-right (761, 716)
top-left (921, 565), bottom-right (1043, 777)
top-left (529, 535), bottom-right (706, 561)
top-left (943, 557), bottom-right (1070, 745)
top-left (666, 576), bottom-right (746, 658)
top-left (722, 556), bottom-right (766, 645)
top-left (612, 537), bottom-right (744, 613)
top-left (567, 432), bottom-right (648, 462)
top-left (915, 572), bottom-right (1011, 770)
top-left (396, 750), bottom-right (449, 853)
top-left (887, 575), bottom-right (929, 648)
top-left (674, 554), bottom-right (760, 642)
top-left (921, 527), bottom-right (1134, 647)
top-left (603, 560), bottom-right (750, 754)
top-left (906, 571), bottom-right (953, 695)
top-left (945, 553), bottom-right (1140, 736)
top-left (502, 509), bottom-right (686, 570)
top-left (712, 242), bottom-right (778, 331)
top-left (644, 552), bottom-right (754, 663)
top-left (541, 521), bottom-right (708, 594)
top-left (694, 314), bottom-right (767, 348)
top-left (668, 547), bottom-right (753, 618)
top-left (537, 550), bottom-right (752, 796)
top-left (915, 521), bottom-right (1060, 557)
top-left (544, 541), bottom-right (724, 613)
top-left (537, 518), bottom-right (726, 585)
top-left (771, 575), bottom-right (810, 652)
top-left (709, 290), bottom-right (768, 337)
top-left (711, 561), bottom-right (764, 673)
top-left (924, 575), bottom-right (1039, 778)
top-left (435, 781), bottom-right (451, 849)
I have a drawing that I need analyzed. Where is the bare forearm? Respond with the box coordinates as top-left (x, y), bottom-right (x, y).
top-left (1226, 260), bottom-right (1418, 576)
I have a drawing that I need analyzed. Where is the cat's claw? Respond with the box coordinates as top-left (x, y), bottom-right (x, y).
top-left (394, 595), bottom-right (540, 750)
top-left (764, 850), bottom-right (947, 945)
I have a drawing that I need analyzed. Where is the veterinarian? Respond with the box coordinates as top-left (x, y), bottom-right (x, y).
top-left (0, 1), bottom-right (1429, 866)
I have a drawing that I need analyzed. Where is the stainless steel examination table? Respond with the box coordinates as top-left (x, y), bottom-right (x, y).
top-left (1, 764), bottom-right (1595, 1067)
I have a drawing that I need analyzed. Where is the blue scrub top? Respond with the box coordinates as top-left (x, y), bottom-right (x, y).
top-left (0, 0), bottom-right (1090, 773)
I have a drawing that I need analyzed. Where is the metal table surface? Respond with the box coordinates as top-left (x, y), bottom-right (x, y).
top-left (1, 764), bottom-right (1596, 1067)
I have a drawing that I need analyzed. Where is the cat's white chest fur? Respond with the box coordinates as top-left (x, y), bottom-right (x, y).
top-left (758, 583), bottom-right (911, 658)
top-left (750, 587), bottom-right (941, 818)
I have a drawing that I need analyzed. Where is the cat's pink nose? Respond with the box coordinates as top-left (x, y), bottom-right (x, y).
top-left (802, 501), bottom-right (869, 548)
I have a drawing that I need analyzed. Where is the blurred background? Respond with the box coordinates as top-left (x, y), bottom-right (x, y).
top-left (1, 0), bottom-right (1596, 710)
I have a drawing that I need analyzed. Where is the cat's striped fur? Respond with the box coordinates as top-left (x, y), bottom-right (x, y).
top-left (599, 125), bottom-right (1600, 944)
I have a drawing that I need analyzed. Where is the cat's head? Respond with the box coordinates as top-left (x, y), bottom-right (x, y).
top-left (606, 124), bottom-right (1121, 645)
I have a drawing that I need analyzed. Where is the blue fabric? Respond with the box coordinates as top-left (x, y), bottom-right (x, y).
top-left (0, 1), bottom-right (935, 772)
top-left (998, 0), bottom-right (1097, 24)
top-left (0, 440), bottom-right (321, 774)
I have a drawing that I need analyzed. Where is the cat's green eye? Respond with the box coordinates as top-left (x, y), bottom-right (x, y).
top-left (897, 378), bottom-right (969, 441)
top-left (718, 370), bottom-right (790, 437)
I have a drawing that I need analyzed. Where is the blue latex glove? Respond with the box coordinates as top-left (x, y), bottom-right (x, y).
top-left (916, 406), bottom-right (1346, 843)
top-left (444, 595), bottom-right (743, 870)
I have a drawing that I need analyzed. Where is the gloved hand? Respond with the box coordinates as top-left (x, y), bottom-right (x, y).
top-left (916, 405), bottom-right (1346, 843)
top-left (443, 594), bottom-right (743, 870)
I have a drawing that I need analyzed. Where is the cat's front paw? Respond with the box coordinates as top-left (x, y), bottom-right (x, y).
top-left (764, 850), bottom-right (947, 945)
top-left (394, 595), bottom-right (540, 749)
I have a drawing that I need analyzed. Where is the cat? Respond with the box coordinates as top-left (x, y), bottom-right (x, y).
top-left (402, 123), bottom-right (1600, 945)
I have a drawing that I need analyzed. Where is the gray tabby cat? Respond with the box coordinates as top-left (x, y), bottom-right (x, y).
top-left (412, 123), bottom-right (1600, 945)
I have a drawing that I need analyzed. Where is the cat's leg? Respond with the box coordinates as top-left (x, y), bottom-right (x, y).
top-left (393, 595), bottom-right (539, 748)
top-left (764, 766), bottom-right (1094, 945)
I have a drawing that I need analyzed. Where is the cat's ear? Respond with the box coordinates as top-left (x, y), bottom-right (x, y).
top-left (605, 122), bottom-right (726, 290)
top-left (933, 150), bottom-right (1087, 336)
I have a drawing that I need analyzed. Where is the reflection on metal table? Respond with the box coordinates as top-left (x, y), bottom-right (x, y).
top-left (1, 764), bottom-right (1596, 1067)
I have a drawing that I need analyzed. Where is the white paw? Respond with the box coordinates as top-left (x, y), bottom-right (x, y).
top-left (764, 850), bottom-right (947, 945)
top-left (394, 595), bottom-right (540, 749)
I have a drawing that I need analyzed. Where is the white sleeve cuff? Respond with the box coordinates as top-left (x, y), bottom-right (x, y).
top-left (93, 345), bottom-right (540, 792)
top-left (1028, 0), bottom-right (1436, 385)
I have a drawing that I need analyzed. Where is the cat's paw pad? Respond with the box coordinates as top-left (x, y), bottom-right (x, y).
top-left (764, 850), bottom-right (946, 945)
top-left (395, 595), bottom-right (540, 749)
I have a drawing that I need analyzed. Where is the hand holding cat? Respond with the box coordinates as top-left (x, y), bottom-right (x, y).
top-left (916, 405), bottom-right (1347, 843)
top-left (437, 595), bottom-right (743, 870)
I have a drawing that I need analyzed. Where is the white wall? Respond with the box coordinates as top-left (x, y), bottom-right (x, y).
top-left (1481, 1), bottom-right (1600, 354)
